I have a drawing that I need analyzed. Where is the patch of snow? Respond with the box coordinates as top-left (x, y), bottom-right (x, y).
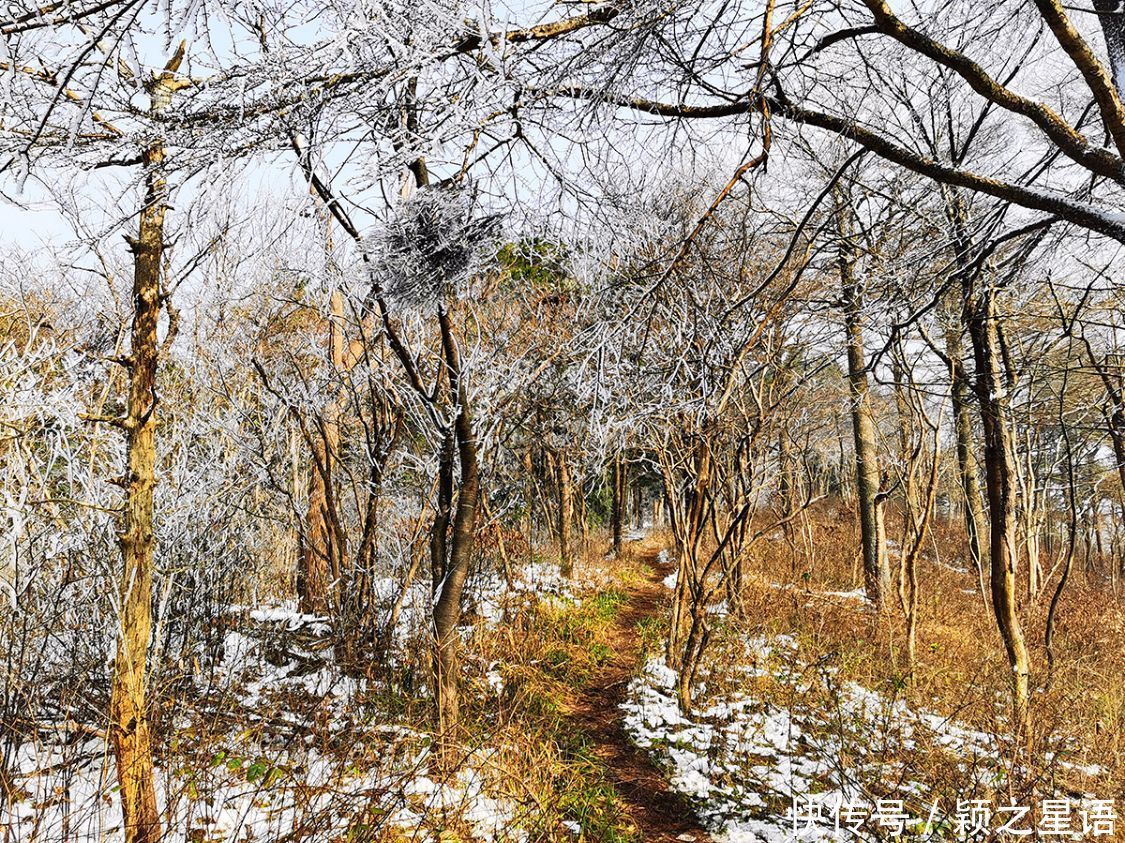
top-left (818, 588), bottom-right (869, 602)
top-left (621, 634), bottom-right (1079, 843)
top-left (486, 663), bottom-right (505, 694)
top-left (248, 606), bottom-right (330, 632)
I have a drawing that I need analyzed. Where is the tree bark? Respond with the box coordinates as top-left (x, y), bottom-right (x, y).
top-left (945, 316), bottom-right (989, 606)
top-left (838, 207), bottom-right (892, 611)
top-left (431, 308), bottom-right (481, 763)
top-left (965, 286), bottom-right (1032, 741)
top-left (298, 290), bottom-right (346, 614)
top-left (1080, 334), bottom-right (1125, 529)
top-left (430, 429), bottom-right (455, 594)
top-left (556, 451), bottom-right (574, 577)
top-left (110, 63), bottom-right (184, 843)
top-left (611, 453), bottom-right (625, 556)
top-left (1093, 0), bottom-right (1125, 97)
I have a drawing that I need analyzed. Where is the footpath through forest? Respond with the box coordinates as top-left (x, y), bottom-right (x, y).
top-left (565, 546), bottom-right (714, 843)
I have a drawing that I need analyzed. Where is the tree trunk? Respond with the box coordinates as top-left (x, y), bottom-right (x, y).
top-left (431, 308), bottom-right (481, 763)
top-left (611, 454), bottom-right (625, 556)
top-left (839, 214), bottom-right (891, 611)
top-left (1110, 423), bottom-right (1125, 517)
top-left (557, 451), bottom-right (573, 577)
top-left (522, 448), bottom-right (536, 562)
top-left (778, 428), bottom-right (797, 520)
top-left (110, 66), bottom-right (182, 843)
top-left (942, 190), bottom-right (990, 609)
top-left (965, 286), bottom-right (1032, 742)
top-left (430, 430), bottom-right (455, 593)
top-left (1095, 0), bottom-right (1125, 96)
top-left (298, 290), bottom-right (346, 614)
top-left (945, 320), bottom-right (990, 609)
top-left (1080, 334), bottom-right (1125, 537)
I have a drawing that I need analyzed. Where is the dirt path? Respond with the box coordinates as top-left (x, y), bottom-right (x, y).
top-left (566, 547), bottom-right (713, 843)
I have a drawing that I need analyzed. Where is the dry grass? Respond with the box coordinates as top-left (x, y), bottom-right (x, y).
top-left (690, 500), bottom-right (1125, 822)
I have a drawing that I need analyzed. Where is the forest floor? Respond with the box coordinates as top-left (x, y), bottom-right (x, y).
top-left (564, 545), bottom-right (712, 843)
top-left (4, 516), bottom-right (1122, 842)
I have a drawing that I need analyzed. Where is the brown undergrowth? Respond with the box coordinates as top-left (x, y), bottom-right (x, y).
top-left (678, 500), bottom-right (1123, 833)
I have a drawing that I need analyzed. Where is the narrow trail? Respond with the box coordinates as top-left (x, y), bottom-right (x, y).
top-left (567, 546), bottom-right (714, 843)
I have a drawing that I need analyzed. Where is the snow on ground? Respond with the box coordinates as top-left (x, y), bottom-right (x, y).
top-left (2, 567), bottom-right (552, 842)
top-left (767, 581), bottom-right (872, 607)
top-left (1, 734), bottom-right (525, 842)
top-left (470, 560), bottom-right (574, 625)
top-left (816, 588), bottom-right (868, 602)
top-left (245, 606), bottom-right (331, 634)
top-left (621, 633), bottom-right (1100, 843)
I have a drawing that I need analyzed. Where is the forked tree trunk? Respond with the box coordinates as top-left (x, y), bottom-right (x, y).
top-left (965, 286), bottom-right (1032, 742)
top-left (664, 434), bottom-right (711, 686)
top-left (110, 61), bottom-right (186, 843)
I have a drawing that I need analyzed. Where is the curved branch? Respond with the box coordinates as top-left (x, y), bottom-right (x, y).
top-left (1030, 0), bottom-right (1125, 158)
top-left (858, 0), bottom-right (1125, 182)
top-left (547, 86), bottom-right (1125, 241)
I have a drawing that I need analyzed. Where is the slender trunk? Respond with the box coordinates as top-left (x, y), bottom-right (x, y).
top-left (430, 430), bottom-right (455, 591)
top-left (557, 451), bottom-right (573, 577)
top-left (1046, 385), bottom-right (1079, 683)
top-left (1110, 423), bottom-right (1125, 508)
top-left (839, 220), bottom-right (891, 611)
top-left (340, 394), bottom-right (400, 668)
top-left (947, 328), bottom-right (990, 610)
top-left (677, 607), bottom-right (709, 713)
top-left (482, 490), bottom-right (513, 585)
top-left (1082, 335), bottom-right (1125, 527)
top-left (431, 308), bottom-right (481, 762)
top-left (298, 290), bottom-right (346, 613)
top-left (111, 63), bottom-right (185, 843)
top-left (778, 426), bottom-right (800, 570)
top-left (667, 433), bottom-right (712, 707)
top-left (289, 424), bottom-right (304, 584)
top-left (522, 448), bottom-right (536, 563)
top-left (943, 191), bottom-right (989, 609)
top-left (892, 356), bottom-right (920, 536)
top-left (578, 479), bottom-right (590, 553)
top-left (906, 420), bottom-right (942, 676)
top-left (1095, 0), bottom-right (1125, 96)
top-left (778, 428), bottom-right (796, 518)
top-left (611, 454), bottom-right (625, 556)
top-left (965, 286), bottom-right (1032, 742)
